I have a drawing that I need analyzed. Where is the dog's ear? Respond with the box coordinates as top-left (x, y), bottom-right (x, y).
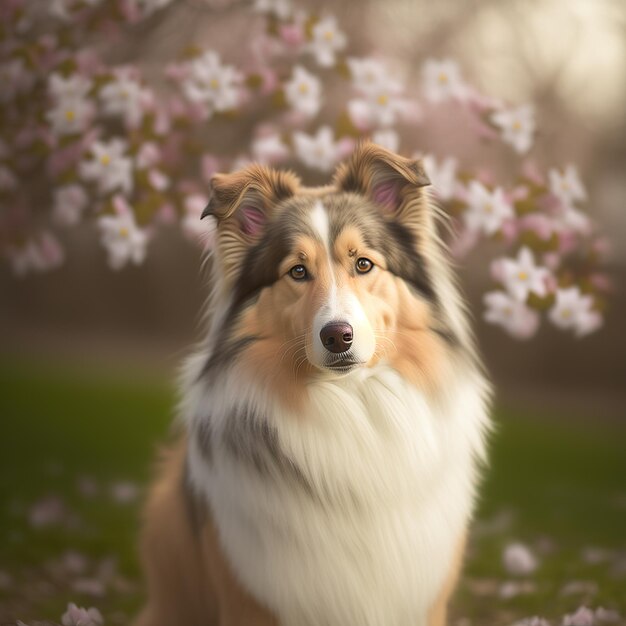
top-left (202, 164), bottom-right (300, 283)
top-left (334, 141), bottom-right (430, 225)
top-left (203, 164), bottom-right (299, 239)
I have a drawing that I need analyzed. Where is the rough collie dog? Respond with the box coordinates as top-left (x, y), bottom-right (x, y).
top-left (135, 143), bottom-right (491, 626)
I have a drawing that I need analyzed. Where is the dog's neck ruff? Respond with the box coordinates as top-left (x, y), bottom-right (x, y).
top-left (184, 358), bottom-right (490, 626)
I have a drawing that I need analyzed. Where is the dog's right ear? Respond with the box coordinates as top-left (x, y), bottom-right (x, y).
top-left (202, 164), bottom-right (300, 280)
top-left (203, 164), bottom-right (299, 238)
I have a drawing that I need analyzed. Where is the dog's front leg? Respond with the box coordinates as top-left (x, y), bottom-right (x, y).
top-left (202, 522), bottom-right (279, 626)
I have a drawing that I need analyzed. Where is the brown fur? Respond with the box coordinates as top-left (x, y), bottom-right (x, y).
top-left (135, 439), bottom-right (277, 626)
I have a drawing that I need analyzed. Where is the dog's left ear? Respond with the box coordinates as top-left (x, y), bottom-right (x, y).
top-left (334, 142), bottom-right (430, 225)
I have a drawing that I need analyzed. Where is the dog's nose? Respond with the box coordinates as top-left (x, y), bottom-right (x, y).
top-left (320, 322), bottom-right (353, 354)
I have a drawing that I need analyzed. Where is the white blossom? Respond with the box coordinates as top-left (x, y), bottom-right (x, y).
top-left (371, 129), bottom-right (399, 153)
top-left (97, 210), bottom-right (148, 270)
top-left (99, 75), bottom-right (145, 127)
top-left (549, 287), bottom-right (602, 337)
top-left (130, 0), bottom-right (173, 17)
top-left (347, 57), bottom-right (406, 128)
top-left (484, 291), bottom-right (540, 339)
top-left (253, 0), bottom-right (292, 19)
top-left (422, 154), bottom-right (458, 201)
top-left (45, 97), bottom-right (93, 136)
top-left (48, 73), bottom-right (92, 101)
top-left (499, 246), bottom-right (551, 301)
top-left (560, 206), bottom-right (591, 234)
top-left (53, 185), bottom-right (89, 226)
top-left (8, 233), bottom-right (64, 276)
top-left (293, 126), bottom-right (341, 172)
top-left (49, 0), bottom-right (73, 20)
top-left (549, 164), bottom-right (587, 208)
top-left (252, 133), bottom-right (290, 164)
top-left (183, 51), bottom-right (242, 115)
top-left (422, 58), bottom-right (465, 103)
top-left (284, 65), bottom-right (321, 118)
top-left (503, 542), bottom-right (539, 575)
top-left (464, 181), bottom-right (514, 236)
top-left (347, 58), bottom-right (389, 97)
top-left (306, 16), bottom-right (347, 67)
top-left (491, 104), bottom-right (536, 154)
top-left (183, 194), bottom-right (216, 248)
top-left (50, 0), bottom-right (103, 20)
top-left (80, 139), bottom-right (133, 195)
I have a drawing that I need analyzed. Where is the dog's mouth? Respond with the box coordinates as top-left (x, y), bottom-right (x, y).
top-left (323, 357), bottom-right (365, 374)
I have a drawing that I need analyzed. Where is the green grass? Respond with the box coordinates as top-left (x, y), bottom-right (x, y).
top-left (0, 358), bottom-right (624, 624)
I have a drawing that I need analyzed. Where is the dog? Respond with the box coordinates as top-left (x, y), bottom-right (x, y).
top-left (134, 142), bottom-right (491, 626)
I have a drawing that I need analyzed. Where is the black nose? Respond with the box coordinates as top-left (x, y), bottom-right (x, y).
top-left (320, 322), bottom-right (353, 354)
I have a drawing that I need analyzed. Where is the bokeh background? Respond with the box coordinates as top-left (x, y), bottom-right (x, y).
top-left (1, 1), bottom-right (625, 624)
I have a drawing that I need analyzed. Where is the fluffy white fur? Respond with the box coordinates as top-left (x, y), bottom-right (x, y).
top-left (184, 355), bottom-right (490, 626)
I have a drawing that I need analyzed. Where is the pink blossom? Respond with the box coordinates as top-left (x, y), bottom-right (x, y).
top-left (201, 154), bottom-right (220, 182)
top-left (62, 550), bottom-right (89, 575)
top-left (256, 67), bottom-right (280, 96)
top-left (136, 142), bottom-right (160, 169)
top-left (72, 578), bottom-right (106, 597)
top-left (158, 203), bottom-right (176, 224)
top-left (588, 273), bottom-right (612, 293)
top-left (0, 571), bottom-right (13, 590)
top-left (0, 166), bottom-right (17, 190)
top-left (28, 495), bottom-right (67, 528)
top-left (560, 580), bottom-right (598, 596)
top-left (520, 213), bottom-right (557, 240)
top-left (562, 606), bottom-right (595, 626)
top-left (112, 194), bottom-right (131, 215)
top-left (279, 23), bottom-right (305, 48)
top-left (522, 160), bottom-right (546, 186)
top-left (110, 481), bottom-right (139, 503)
top-left (449, 226), bottom-right (479, 259)
top-left (165, 62), bottom-right (190, 82)
top-left (153, 108), bottom-right (171, 135)
top-left (61, 602), bottom-right (103, 626)
top-left (502, 542), bottom-right (539, 575)
top-left (148, 168), bottom-right (170, 191)
top-left (595, 607), bottom-right (621, 623)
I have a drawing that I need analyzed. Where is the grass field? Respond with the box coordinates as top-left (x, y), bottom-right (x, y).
top-left (0, 358), bottom-right (624, 625)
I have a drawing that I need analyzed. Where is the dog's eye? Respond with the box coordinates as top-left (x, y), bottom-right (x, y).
top-left (289, 264), bottom-right (308, 281)
top-left (355, 258), bottom-right (374, 274)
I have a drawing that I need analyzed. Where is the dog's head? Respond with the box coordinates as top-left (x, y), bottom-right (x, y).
top-left (203, 142), bottom-right (467, 400)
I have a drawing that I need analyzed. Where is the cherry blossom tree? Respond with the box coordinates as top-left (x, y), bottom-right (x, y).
top-left (0, 0), bottom-right (610, 340)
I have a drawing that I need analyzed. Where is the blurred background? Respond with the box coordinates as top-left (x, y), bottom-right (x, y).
top-left (1, 1), bottom-right (625, 625)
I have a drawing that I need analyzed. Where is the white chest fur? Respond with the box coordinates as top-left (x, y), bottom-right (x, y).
top-left (187, 364), bottom-right (490, 626)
